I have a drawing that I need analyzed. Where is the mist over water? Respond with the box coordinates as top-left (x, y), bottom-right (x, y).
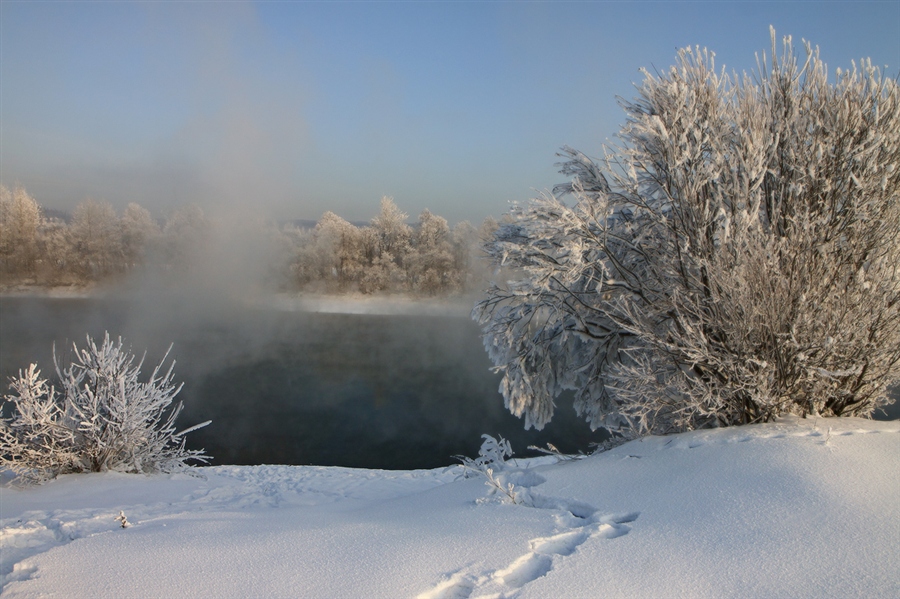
top-left (0, 296), bottom-right (612, 469)
top-left (4, 291), bottom-right (897, 469)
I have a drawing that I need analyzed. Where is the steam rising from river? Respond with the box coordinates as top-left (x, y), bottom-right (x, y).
top-left (0, 199), bottom-right (546, 469)
top-left (0, 293), bottom-right (610, 468)
top-left (2, 209), bottom-right (896, 467)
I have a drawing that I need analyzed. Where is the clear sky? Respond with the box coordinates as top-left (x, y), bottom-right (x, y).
top-left (2, 1), bottom-right (898, 225)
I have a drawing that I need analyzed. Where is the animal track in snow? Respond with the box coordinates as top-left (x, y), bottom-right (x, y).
top-left (494, 552), bottom-right (553, 588)
top-left (529, 529), bottom-right (589, 556)
top-left (0, 510), bottom-right (134, 588)
top-left (419, 509), bottom-right (639, 598)
top-left (417, 571), bottom-right (476, 599)
top-left (494, 511), bottom-right (638, 590)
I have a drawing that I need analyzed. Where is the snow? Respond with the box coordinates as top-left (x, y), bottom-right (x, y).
top-left (1, 416), bottom-right (898, 598)
top-left (261, 293), bottom-right (476, 317)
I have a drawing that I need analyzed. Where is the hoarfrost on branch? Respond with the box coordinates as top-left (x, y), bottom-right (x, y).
top-left (474, 29), bottom-right (900, 436)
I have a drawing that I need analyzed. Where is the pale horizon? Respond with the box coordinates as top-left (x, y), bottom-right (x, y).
top-left (2, 1), bottom-right (898, 225)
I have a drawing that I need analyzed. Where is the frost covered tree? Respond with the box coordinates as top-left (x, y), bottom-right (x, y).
top-left (408, 209), bottom-right (455, 294)
top-left (0, 186), bottom-right (167, 285)
top-left (371, 197), bottom-right (411, 274)
top-left (34, 215), bottom-right (72, 284)
top-left (450, 220), bottom-right (480, 290)
top-left (372, 196), bottom-right (411, 257)
top-left (0, 334), bottom-right (209, 483)
top-left (120, 202), bottom-right (161, 268)
top-left (162, 204), bottom-right (211, 272)
top-left (339, 196), bottom-right (410, 293)
top-left (295, 211), bottom-right (370, 290)
top-left (474, 30), bottom-right (900, 436)
top-left (0, 184), bottom-right (41, 277)
top-left (68, 200), bottom-right (122, 279)
top-left (298, 211), bottom-right (347, 283)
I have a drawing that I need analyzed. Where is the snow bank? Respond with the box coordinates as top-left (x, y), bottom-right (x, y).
top-left (261, 293), bottom-right (476, 317)
top-left (1, 416), bottom-right (898, 598)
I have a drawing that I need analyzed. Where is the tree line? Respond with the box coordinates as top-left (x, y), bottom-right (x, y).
top-left (291, 197), bottom-right (496, 295)
top-left (0, 185), bottom-right (211, 287)
top-left (0, 185), bottom-right (496, 295)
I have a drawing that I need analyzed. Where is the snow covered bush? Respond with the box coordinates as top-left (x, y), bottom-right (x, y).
top-left (1, 333), bottom-right (210, 483)
top-left (456, 434), bottom-right (514, 476)
top-left (455, 435), bottom-right (531, 505)
top-left (474, 29), bottom-right (900, 436)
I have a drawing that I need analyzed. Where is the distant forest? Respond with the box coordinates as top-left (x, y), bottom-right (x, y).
top-left (0, 185), bottom-right (499, 296)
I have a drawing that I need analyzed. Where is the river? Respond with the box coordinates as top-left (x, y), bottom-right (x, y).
top-left (0, 295), bottom-right (610, 469)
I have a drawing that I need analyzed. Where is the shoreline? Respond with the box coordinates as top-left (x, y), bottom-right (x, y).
top-left (0, 285), bottom-right (481, 317)
top-left (261, 292), bottom-right (478, 317)
top-left (0, 284), bottom-right (97, 299)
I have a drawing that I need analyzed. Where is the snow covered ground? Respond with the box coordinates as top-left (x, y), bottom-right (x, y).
top-left (262, 293), bottom-right (477, 317)
top-left (1, 415), bottom-right (898, 598)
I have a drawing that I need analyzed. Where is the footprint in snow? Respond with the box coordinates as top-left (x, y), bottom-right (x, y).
top-left (494, 552), bottom-right (553, 588)
top-left (417, 572), bottom-right (476, 599)
top-left (419, 510), bottom-right (640, 597)
top-left (529, 529), bottom-right (590, 556)
top-left (496, 511), bottom-right (640, 589)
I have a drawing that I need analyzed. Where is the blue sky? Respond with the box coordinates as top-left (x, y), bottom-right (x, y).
top-left (2, 1), bottom-right (898, 224)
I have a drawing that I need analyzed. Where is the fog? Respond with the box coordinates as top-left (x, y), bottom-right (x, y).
top-left (1, 3), bottom-right (317, 222)
top-left (2, 229), bottom-right (898, 469)
top-left (0, 184), bottom-right (587, 470)
top-left (0, 2), bottom-right (549, 225)
top-left (2, 181), bottom-right (898, 469)
top-left (0, 293), bottom-right (615, 469)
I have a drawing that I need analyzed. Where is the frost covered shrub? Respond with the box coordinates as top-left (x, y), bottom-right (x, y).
top-left (455, 435), bottom-right (530, 505)
top-left (0, 333), bottom-right (210, 483)
top-left (475, 29), bottom-right (900, 436)
top-left (455, 434), bottom-right (514, 477)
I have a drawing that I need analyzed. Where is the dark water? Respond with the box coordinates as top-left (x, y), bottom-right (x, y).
top-left (0, 296), bottom-right (611, 469)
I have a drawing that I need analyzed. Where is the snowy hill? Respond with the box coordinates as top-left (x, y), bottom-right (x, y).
top-left (1, 416), bottom-right (898, 598)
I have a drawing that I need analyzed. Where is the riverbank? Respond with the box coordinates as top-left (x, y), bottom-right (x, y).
top-left (2, 416), bottom-right (898, 598)
top-left (0, 283), bottom-right (96, 298)
top-left (0, 284), bottom-right (480, 317)
top-left (262, 292), bottom-right (478, 317)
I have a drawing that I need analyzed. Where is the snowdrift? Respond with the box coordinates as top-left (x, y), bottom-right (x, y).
top-left (1, 416), bottom-right (898, 598)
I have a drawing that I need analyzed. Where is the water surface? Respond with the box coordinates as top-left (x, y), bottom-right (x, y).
top-left (0, 296), bottom-right (608, 469)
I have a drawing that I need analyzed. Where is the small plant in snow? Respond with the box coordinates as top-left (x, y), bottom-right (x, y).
top-left (588, 436), bottom-right (631, 455)
top-left (527, 442), bottom-right (587, 462)
top-left (478, 467), bottom-right (531, 506)
top-left (0, 333), bottom-right (210, 484)
top-left (115, 511), bottom-right (130, 528)
top-left (455, 435), bottom-right (533, 506)
top-left (455, 434), bottom-right (513, 475)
